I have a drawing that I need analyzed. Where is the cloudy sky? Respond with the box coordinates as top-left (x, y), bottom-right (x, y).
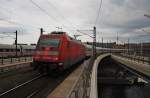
top-left (0, 0), bottom-right (150, 44)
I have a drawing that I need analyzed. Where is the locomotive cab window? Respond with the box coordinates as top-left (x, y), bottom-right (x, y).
top-left (38, 39), bottom-right (60, 47)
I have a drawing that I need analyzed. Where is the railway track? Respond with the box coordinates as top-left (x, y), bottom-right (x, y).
top-left (0, 71), bottom-right (74, 98)
top-left (0, 72), bottom-right (66, 98)
top-left (0, 65), bottom-right (81, 98)
top-left (0, 66), bottom-right (41, 94)
top-left (0, 74), bottom-right (44, 97)
top-left (0, 65), bottom-right (33, 78)
top-left (0, 55), bottom-right (86, 98)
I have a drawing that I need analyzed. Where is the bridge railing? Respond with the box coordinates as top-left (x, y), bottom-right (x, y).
top-left (115, 53), bottom-right (150, 65)
top-left (67, 53), bottom-right (109, 98)
top-left (67, 56), bottom-right (96, 98)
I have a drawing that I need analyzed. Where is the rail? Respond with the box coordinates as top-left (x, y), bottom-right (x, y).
top-left (0, 74), bottom-right (44, 97)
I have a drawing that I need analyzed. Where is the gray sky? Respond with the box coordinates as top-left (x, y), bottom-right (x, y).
top-left (0, 0), bottom-right (150, 44)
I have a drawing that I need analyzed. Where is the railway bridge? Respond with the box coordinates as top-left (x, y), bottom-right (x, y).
top-left (47, 53), bottom-right (150, 98)
top-left (0, 53), bottom-right (150, 98)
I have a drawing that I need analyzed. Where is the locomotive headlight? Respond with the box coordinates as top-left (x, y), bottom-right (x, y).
top-left (58, 62), bottom-right (63, 66)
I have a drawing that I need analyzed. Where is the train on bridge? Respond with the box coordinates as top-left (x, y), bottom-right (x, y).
top-left (33, 31), bottom-right (86, 73)
top-left (32, 31), bottom-right (129, 73)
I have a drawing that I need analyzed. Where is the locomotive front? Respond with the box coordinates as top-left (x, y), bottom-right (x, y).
top-left (33, 34), bottom-right (63, 72)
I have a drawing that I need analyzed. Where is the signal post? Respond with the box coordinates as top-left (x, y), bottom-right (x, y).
top-left (93, 26), bottom-right (96, 57)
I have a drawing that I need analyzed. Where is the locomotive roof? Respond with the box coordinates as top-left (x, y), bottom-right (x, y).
top-left (51, 31), bottom-right (66, 34)
top-left (40, 32), bottom-right (68, 39)
top-left (41, 31), bottom-right (83, 44)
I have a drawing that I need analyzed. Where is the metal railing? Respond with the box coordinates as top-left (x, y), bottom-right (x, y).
top-left (116, 53), bottom-right (150, 65)
top-left (0, 55), bottom-right (32, 65)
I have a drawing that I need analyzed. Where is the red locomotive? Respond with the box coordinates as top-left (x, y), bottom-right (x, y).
top-left (33, 31), bottom-right (86, 73)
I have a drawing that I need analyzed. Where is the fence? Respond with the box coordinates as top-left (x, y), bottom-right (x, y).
top-left (116, 53), bottom-right (150, 65)
top-left (0, 55), bottom-right (32, 65)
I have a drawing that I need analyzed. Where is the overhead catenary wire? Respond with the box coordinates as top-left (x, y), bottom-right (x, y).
top-left (0, 5), bottom-right (39, 29)
top-left (30, 0), bottom-right (58, 22)
top-left (0, 0), bottom-right (69, 33)
top-left (30, 0), bottom-right (76, 33)
top-left (40, 0), bottom-right (95, 37)
top-left (0, 35), bottom-right (14, 39)
top-left (0, 1), bottom-right (95, 43)
top-left (46, 0), bottom-right (75, 27)
top-left (0, 33), bottom-right (15, 39)
top-left (30, 0), bottom-right (95, 39)
top-left (0, 18), bottom-right (39, 32)
top-left (46, 0), bottom-right (83, 32)
top-left (94, 0), bottom-right (103, 26)
top-left (0, 18), bottom-right (21, 25)
top-left (0, 17), bottom-right (40, 34)
top-left (46, 0), bottom-right (94, 30)
top-left (30, 0), bottom-right (73, 32)
top-left (77, 29), bottom-right (93, 38)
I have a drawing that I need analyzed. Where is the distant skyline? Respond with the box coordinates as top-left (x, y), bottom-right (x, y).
top-left (0, 0), bottom-right (150, 44)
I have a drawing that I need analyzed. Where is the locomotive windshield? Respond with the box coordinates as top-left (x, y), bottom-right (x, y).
top-left (38, 39), bottom-right (60, 47)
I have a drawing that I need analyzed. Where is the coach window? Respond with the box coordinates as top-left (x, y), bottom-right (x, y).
top-left (6, 49), bottom-right (9, 52)
top-left (0, 49), bottom-right (2, 52)
top-left (3, 49), bottom-right (5, 52)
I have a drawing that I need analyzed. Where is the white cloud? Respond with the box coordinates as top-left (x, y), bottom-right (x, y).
top-left (0, 0), bottom-right (150, 44)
